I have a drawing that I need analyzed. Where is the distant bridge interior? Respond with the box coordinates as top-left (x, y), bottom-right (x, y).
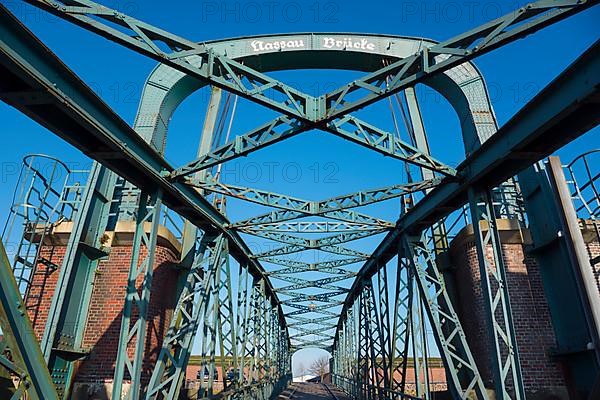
top-left (0, 1), bottom-right (599, 400)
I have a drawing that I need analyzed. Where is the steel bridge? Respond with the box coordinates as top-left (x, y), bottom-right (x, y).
top-left (0, 0), bottom-right (599, 399)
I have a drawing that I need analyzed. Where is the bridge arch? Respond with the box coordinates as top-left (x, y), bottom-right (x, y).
top-left (132, 33), bottom-right (499, 157)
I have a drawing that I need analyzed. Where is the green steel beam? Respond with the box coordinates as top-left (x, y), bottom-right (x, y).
top-left (23, 0), bottom-right (318, 122)
top-left (255, 243), bottom-right (369, 259)
top-left (232, 209), bottom-right (393, 230)
top-left (236, 221), bottom-right (386, 233)
top-left (189, 176), bottom-right (440, 213)
top-left (519, 158), bottom-right (600, 395)
top-left (468, 189), bottom-right (525, 399)
top-left (170, 115), bottom-right (455, 180)
top-left (39, 162), bottom-right (116, 398)
top-left (333, 39), bottom-right (600, 350)
top-left (0, 5), bottom-right (287, 332)
top-left (112, 190), bottom-right (163, 399)
top-left (179, 85), bottom-right (222, 268)
top-left (320, 0), bottom-right (599, 121)
top-left (0, 240), bottom-right (59, 400)
top-left (327, 116), bottom-right (456, 177)
top-left (403, 235), bottom-right (488, 399)
top-left (144, 233), bottom-right (218, 399)
top-left (170, 116), bottom-right (306, 179)
top-left (239, 229), bottom-right (386, 249)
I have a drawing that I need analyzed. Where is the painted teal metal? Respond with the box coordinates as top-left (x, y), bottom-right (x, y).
top-left (1, 0), bottom-right (599, 399)
top-left (40, 162), bottom-right (117, 397)
top-left (0, 239), bottom-right (59, 400)
top-left (519, 157), bottom-right (600, 395)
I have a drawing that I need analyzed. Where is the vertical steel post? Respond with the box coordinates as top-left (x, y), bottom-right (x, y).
top-left (376, 262), bottom-right (392, 398)
top-left (40, 163), bottom-right (116, 398)
top-left (144, 233), bottom-right (223, 399)
top-left (179, 86), bottom-right (223, 268)
top-left (0, 239), bottom-right (59, 400)
top-left (402, 235), bottom-right (489, 400)
top-left (390, 256), bottom-right (412, 395)
top-left (112, 190), bottom-right (163, 399)
top-left (468, 188), bottom-right (525, 399)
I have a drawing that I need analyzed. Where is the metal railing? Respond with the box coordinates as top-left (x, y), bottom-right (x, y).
top-left (1, 155), bottom-right (89, 298)
top-left (565, 149), bottom-right (600, 264)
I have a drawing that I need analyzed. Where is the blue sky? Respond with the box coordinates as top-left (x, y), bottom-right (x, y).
top-left (1, 0), bottom-right (598, 377)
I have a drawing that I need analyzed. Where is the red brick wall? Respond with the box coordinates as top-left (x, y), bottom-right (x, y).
top-left (25, 245), bottom-right (67, 339)
top-left (25, 235), bottom-right (179, 390)
top-left (585, 238), bottom-right (600, 296)
top-left (76, 244), bottom-right (179, 385)
top-left (449, 226), bottom-right (565, 395)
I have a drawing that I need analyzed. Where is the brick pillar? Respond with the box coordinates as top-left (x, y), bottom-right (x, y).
top-left (448, 219), bottom-right (568, 399)
top-left (25, 222), bottom-right (181, 399)
top-left (581, 220), bottom-right (600, 297)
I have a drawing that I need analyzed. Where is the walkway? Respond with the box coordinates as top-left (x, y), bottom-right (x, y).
top-left (279, 383), bottom-right (351, 400)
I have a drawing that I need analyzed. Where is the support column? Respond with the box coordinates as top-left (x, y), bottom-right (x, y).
top-left (402, 235), bottom-right (489, 400)
top-left (144, 233), bottom-right (222, 399)
top-left (112, 190), bottom-right (163, 399)
top-left (0, 239), bottom-right (59, 400)
top-left (390, 256), bottom-right (411, 395)
top-left (519, 158), bottom-right (600, 396)
top-left (40, 162), bottom-right (116, 398)
top-left (468, 188), bottom-right (525, 399)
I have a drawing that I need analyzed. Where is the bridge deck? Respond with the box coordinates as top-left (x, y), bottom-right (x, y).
top-left (279, 383), bottom-right (351, 400)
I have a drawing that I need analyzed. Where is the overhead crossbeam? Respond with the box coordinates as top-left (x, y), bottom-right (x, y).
top-left (326, 116), bottom-right (456, 176)
top-left (255, 243), bottom-right (370, 259)
top-left (170, 116), bottom-right (306, 179)
top-left (170, 114), bottom-right (455, 179)
top-left (239, 229), bottom-right (386, 249)
top-left (23, 0), bottom-right (317, 122)
top-left (287, 315), bottom-right (335, 327)
top-left (265, 257), bottom-right (361, 276)
top-left (188, 176), bottom-right (440, 213)
top-left (281, 291), bottom-right (349, 304)
top-left (232, 209), bottom-right (393, 229)
top-left (236, 220), bottom-right (385, 233)
top-left (320, 0), bottom-right (599, 120)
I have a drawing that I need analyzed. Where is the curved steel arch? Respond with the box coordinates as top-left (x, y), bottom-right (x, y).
top-left (133, 33), bottom-right (499, 157)
top-left (5, 0), bottom-right (597, 398)
top-left (131, 33), bottom-right (501, 354)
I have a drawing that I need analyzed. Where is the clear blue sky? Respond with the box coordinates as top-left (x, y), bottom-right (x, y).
top-left (1, 0), bottom-right (598, 377)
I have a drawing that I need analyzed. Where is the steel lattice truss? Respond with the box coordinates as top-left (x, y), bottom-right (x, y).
top-left (0, 1), bottom-right (598, 400)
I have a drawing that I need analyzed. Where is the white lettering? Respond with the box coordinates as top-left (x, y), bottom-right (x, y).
top-left (322, 37), bottom-right (377, 51)
top-left (250, 37), bottom-right (377, 53)
top-left (250, 39), bottom-right (306, 52)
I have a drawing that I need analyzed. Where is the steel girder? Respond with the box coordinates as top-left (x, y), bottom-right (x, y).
top-left (241, 229), bottom-right (386, 251)
top-left (112, 190), bottom-right (163, 399)
top-left (188, 175), bottom-right (440, 214)
top-left (333, 38), bottom-right (600, 352)
top-left (2, 1), bottom-right (599, 399)
top-left (468, 189), bottom-right (525, 399)
top-left (232, 209), bottom-right (393, 230)
top-left (40, 162), bottom-right (116, 397)
top-left (22, 0), bottom-right (317, 123)
top-left (0, 240), bottom-right (59, 400)
top-left (238, 221), bottom-right (386, 233)
top-left (23, 0), bottom-right (598, 129)
top-left (403, 236), bottom-right (487, 399)
top-left (321, 0), bottom-right (599, 120)
top-left (144, 233), bottom-right (219, 399)
top-left (266, 258), bottom-right (361, 276)
top-left (0, 4), bottom-right (287, 329)
top-left (170, 115), bottom-right (456, 180)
